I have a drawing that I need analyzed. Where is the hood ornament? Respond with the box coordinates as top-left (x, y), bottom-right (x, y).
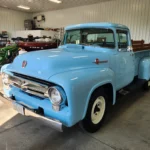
top-left (22, 61), bottom-right (27, 68)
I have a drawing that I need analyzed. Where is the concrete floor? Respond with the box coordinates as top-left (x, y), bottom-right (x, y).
top-left (0, 76), bottom-right (150, 150)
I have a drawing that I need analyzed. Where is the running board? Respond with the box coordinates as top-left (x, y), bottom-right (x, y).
top-left (118, 89), bottom-right (129, 96)
top-left (117, 79), bottom-right (146, 98)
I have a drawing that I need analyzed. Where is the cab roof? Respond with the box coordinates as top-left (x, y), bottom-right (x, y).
top-left (65, 22), bottom-right (129, 30)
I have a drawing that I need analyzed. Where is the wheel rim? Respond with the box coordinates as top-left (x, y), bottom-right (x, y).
top-left (91, 96), bottom-right (106, 125)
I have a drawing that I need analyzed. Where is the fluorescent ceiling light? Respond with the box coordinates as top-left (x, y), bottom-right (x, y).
top-left (17, 5), bottom-right (30, 10)
top-left (49, 0), bottom-right (62, 4)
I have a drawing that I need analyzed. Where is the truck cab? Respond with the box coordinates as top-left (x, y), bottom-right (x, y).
top-left (60, 23), bottom-right (136, 91)
top-left (1, 23), bottom-right (150, 133)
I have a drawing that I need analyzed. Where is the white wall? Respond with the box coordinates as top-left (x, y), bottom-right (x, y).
top-left (33, 0), bottom-right (150, 42)
top-left (0, 7), bottom-right (31, 37)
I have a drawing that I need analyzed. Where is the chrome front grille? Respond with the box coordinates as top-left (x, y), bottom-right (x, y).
top-left (12, 72), bottom-right (52, 86)
top-left (8, 75), bottom-right (49, 98)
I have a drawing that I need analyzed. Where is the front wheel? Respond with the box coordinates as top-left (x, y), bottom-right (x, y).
top-left (81, 89), bottom-right (109, 133)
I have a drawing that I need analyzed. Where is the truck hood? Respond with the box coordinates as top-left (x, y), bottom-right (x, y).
top-left (7, 47), bottom-right (109, 81)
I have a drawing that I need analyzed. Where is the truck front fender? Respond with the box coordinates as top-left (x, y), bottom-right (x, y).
top-left (138, 57), bottom-right (150, 80)
top-left (49, 67), bottom-right (116, 126)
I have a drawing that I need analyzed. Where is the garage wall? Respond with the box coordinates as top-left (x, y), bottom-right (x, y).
top-left (0, 7), bottom-right (31, 37)
top-left (33, 0), bottom-right (150, 42)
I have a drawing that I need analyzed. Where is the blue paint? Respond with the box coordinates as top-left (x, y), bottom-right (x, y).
top-left (1, 22), bottom-right (150, 127)
top-left (65, 23), bottom-right (129, 30)
top-left (138, 57), bottom-right (150, 80)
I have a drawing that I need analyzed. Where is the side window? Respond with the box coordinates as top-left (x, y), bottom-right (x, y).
top-left (117, 30), bottom-right (128, 49)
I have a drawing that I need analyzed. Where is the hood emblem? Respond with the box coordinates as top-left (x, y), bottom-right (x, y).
top-left (22, 61), bottom-right (27, 68)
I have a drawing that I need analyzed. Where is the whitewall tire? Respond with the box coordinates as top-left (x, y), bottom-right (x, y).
top-left (81, 88), bottom-right (110, 133)
top-left (91, 96), bottom-right (106, 125)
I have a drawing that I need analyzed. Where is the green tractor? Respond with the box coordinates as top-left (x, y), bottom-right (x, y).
top-left (0, 44), bottom-right (18, 67)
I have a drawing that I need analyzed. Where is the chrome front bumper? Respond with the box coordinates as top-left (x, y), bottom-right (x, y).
top-left (25, 107), bottom-right (63, 132)
top-left (3, 96), bottom-right (63, 132)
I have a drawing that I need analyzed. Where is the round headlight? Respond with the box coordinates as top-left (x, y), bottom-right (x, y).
top-left (48, 87), bottom-right (62, 105)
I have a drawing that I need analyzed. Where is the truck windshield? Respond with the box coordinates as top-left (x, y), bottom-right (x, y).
top-left (63, 28), bottom-right (115, 48)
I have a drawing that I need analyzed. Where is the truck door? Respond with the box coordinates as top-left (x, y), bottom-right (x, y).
top-left (115, 29), bottom-right (135, 90)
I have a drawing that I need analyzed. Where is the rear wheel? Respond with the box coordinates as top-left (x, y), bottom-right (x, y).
top-left (81, 88), bottom-right (110, 133)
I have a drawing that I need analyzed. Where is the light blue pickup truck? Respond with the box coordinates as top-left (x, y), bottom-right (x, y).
top-left (1, 23), bottom-right (150, 133)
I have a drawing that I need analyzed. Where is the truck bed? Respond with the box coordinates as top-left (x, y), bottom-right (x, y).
top-left (132, 40), bottom-right (150, 52)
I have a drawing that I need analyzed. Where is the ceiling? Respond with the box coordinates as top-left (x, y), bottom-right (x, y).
top-left (0, 0), bottom-right (114, 13)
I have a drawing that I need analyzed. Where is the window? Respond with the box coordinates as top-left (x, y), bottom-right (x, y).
top-left (87, 33), bottom-right (114, 44)
top-left (66, 30), bottom-right (81, 44)
top-left (117, 30), bottom-right (128, 49)
top-left (64, 28), bottom-right (115, 49)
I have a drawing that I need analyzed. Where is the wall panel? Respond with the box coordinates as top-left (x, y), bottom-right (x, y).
top-left (0, 7), bottom-right (31, 37)
top-left (33, 0), bottom-right (150, 42)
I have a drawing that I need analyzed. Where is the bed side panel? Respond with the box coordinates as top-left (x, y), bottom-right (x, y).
top-left (134, 50), bottom-right (150, 77)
